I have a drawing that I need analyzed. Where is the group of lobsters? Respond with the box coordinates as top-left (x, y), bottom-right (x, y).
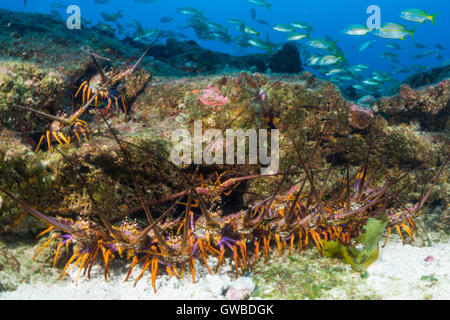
top-left (0, 47), bottom-right (446, 293)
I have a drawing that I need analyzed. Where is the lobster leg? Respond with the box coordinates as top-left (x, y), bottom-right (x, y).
top-left (46, 130), bottom-right (52, 151)
top-left (35, 134), bottom-right (46, 152)
top-left (151, 257), bottom-right (158, 293)
top-left (75, 81), bottom-right (87, 98)
top-left (33, 234), bottom-right (58, 260)
top-left (120, 93), bottom-right (128, 113)
top-left (104, 97), bottom-right (112, 114)
top-left (394, 225), bottom-right (405, 244)
top-left (133, 257), bottom-right (151, 287)
top-left (383, 227), bottom-right (391, 248)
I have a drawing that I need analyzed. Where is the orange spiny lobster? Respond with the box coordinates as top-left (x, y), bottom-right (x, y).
top-left (2, 75), bottom-right (447, 292)
top-left (0, 142), bottom-right (445, 292)
top-left (75, 46), bottom-right (150, 114)
top-left (12, 46), bottom-right (150, 152)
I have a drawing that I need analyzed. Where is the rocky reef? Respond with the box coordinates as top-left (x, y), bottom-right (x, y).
top-left (373, 82), bottom-right (449, 133)
top-left (0, 9), bottom-right (448, 293)
top-left (406, 64), bottom-right (450, 89)
top-left (130, 38), bottom-right (303, 75)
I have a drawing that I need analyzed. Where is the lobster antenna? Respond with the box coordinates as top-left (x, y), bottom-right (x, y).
top-left (339, 171), bottom-right (409, 219)
top-left (10, 94), bottom-right (97, 127)
top-left (357, 146), bottom-right (371, 200)
top-left (284, 176), bottom-right (308, 224)
top-left (116, 46), bottom-right (150, 76)
top-left (0, 186), bottom-right (76, 234)
top-left (378, 181), bottom-right (411, 214)
top-left (52, 147), bottom-right (119, 239)
top-left (302, 117), bottom-right (331, 212)
top-left (413, 156), bottom-right (448, 216)
top-left (345, 150), bottom-right (351, 212)
top-left (81, 46), bottom-right (109, 82)
top-left (286, 127), bottom-right (326, 215)
top-left (81, 46), bottom-right (112, 61)
top-left (183, 190), bottom-right (193, 245)
top-left (255, 118), bottom-right (329, 216)
top-left (89, 53), bottom-right (109, 82)
top-left (9, 105), bottom-right (71, 124)
top-left (133, 193), bottom-right (184, 244)
top-left (266, 173), bottom-right (290, 215)
top-left (130, 46), bottom-right (150, 72)
top-left (318, 154), bottom-right (336, 200)
top-left (100, 114), bottom-right (174, 252)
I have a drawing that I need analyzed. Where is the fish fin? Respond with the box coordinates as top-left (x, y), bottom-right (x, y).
top-left (266, 4), bottom-right (272, 10)
top-left (430, 13), bottom-right (439, 25)
top-left (409, 26), bottom-right (417, 39)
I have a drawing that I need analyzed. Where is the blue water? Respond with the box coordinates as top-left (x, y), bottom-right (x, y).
top-left (2, 0), bottom-right (449, 90)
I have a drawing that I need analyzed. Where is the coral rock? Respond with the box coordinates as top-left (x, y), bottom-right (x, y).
top-left (268, 43), bottom-right (303, 74)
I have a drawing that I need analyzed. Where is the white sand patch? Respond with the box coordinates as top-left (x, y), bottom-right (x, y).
top-left (0, 239), bottom-right (448, 300)
top-left (0, 259), bottom-right (235, 300)
top-left (365, 239), bottom-right (450, 300)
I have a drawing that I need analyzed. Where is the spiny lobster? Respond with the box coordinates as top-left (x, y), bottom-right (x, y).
top-left (0, 115), bottom-right (446, 292)
top-left (10, 46), bottom-right (150, 152)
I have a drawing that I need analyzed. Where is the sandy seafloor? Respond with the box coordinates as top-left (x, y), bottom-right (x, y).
top-left (0, 237), bottom-right (448, 300)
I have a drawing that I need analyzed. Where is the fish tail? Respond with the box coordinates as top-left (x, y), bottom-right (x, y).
top-left (430, 12), bottom-right (439, 25)
top-left (409, 26), bottom-right (417, 39)
top-left (266, 3), bottom-right (272, 10)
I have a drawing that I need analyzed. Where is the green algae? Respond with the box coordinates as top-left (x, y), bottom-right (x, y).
top-left (321, 216), bottom-right (389, 273)
top-left (250, 216), bottom-right (390, 300)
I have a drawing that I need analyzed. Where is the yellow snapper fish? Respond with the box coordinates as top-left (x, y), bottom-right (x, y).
top-left (248, 0), bottom-right (272, 10)
top-left (244, 26), bottom-right (260, 36)
top-left (400, 8), bottom-right (439, 25)
top-left (372, 23), bottom-right (416, 40)
top-left (290, 21), bottom-right (314, 31)
top-left (307, 55), bottom-right (321, 66)
top-left (318, 55), bottom-right (344, 66)
top-left (306, 38), bottom-right (337, 50)
top-left (286, 32), bottom-right (309, 41)
top-left (343, 24), bottom-right (373, 36)
top-left (248, 39), bottom-right (274, 50)
top-left (273, 24), bottom-right (296, 33)
top-left (325, 68), bottom-right (344, 76)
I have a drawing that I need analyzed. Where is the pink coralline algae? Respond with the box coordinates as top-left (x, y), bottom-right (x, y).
top-left (198, 85), bottom-right (229, 109)
top-left (348, 103), bottom-right (373, 130)
top-left (398, 84), bottom-right (419, 100)
top-left (349, 103), bottom-right (373, 115)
